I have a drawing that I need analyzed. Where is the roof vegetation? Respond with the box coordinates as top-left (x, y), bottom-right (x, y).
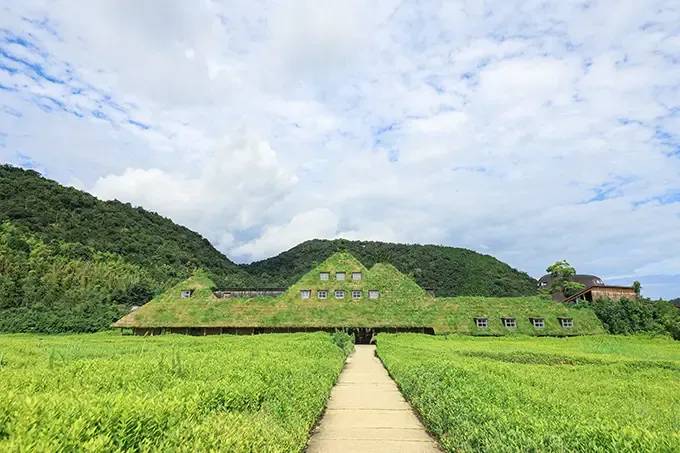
top-left (116, 252), bottom-right (603, 336)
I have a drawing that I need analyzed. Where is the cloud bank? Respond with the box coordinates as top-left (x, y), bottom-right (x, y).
top-left (1, 0), bottom-right (679, 298)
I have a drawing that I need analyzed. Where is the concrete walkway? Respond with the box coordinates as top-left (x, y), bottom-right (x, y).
top-left (306, 345), bottom-right (441, 453)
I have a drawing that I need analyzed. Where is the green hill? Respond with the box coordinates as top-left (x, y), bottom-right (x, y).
top-left (0, 165), bottom-right (250, 333)
top-left (241, 239), bottom-right (538, 297)
top-left (0, 165), bottom-right (542, 333)
top-left (115, 253), bottom-right (602, 336)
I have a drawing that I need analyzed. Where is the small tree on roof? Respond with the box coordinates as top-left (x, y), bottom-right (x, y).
top-left (546, 260), bottom-right (585, 298)
top-left (633, 280), bottom-right (641, 297)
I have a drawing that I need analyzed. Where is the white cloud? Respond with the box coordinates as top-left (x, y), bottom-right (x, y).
top-left (232, 208), bottom-right (339, 260)
top-left (2, 0), bottom-right (680, 298)
top-left (91, 138), bottom-right (298, 245)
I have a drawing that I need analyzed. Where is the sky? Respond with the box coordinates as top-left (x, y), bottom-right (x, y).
top-left (1, 0), bottom-right (679, 299)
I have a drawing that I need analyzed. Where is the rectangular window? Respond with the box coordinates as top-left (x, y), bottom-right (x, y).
top-left (475, 318), bottom-right (488, 328)
top-left (320, 272), bottom-right (329, 281)
top-left (180, 290), bottom-right (192, 299)
top-left (368, 290), bottom-right (380, 299)
top-left (352, 290), bottom-right (362, 299)
top-left (502, 318), bottom-right (516, 328)
top-left (352, 272), bottom-right (362, 281)
top-left (335, 290), bottom-right (345, 299)
top-left (317, 290), bottom-right (328, 299)
top-left (336, 272), bottom-right (345, 281)
top-left (560, 318), bottom-right (574, 328)
top-left (300, 290), bottom-right (311, 299)
top-left (531, 318), bottom-right (545, 328)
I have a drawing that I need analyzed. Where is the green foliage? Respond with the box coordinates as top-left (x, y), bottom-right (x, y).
top-left (633, 280), bottom-right (641, 296)
top-left (0, 332), bottom-right (346, 451)
top-left (377, 334), bottom-right (680, 452)
top-left (546, 260), bottom-right (584, 297)
top-left (585, 296), bottom-right (680, 340)
top-left (0, 165), bottom-right (242, 278)
top-left (119, 255), bottom-right (603, 336)
top-left (0, 222), bottom-right (164, 333)
top-left (330, 330), bottom-right (355, 356)
top-left (241, 239), bottom-right (538, 297)
top-left (0, 166), bottom-right (254, 332)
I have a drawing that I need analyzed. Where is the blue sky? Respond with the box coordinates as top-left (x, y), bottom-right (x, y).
top-left (1, 0), bottom-right (679, 299)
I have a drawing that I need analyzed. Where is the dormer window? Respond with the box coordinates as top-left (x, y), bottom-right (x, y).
top-left (318, 290), bottom-right (328, 299)
top-left (320, 272), bottom-right (329, 281)
top-left (531, 318), bottom-right (545, 328)
top-left (502, 317), bottom-right (516, 328)
top-left (559, 318), bottom-right (574, 328)
top-left (352, 272), bottom-right (362, 281)
top-left (352, 290), bottom-right (362, 299)
top-left (300, 290), bottom-right (311, 299)
top-left (336, 272), bottom-right (345, 281)
top-left (368, 290), bottom-right (379, 299)
top-left (335, 290), bottom-right (345, 299)
top-left (180, 290), bottom-right (193, 299)
top-left (474, 317), bottom-right (488, 328)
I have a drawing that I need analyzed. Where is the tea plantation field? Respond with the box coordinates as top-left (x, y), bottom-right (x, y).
top-left (377, 334), bottom-right (680, 453)
top-left (0, 332), bottom-right (350, 452)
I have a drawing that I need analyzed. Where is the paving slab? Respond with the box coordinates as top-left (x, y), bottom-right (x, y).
top-left (306, 345), bottom-right (441, 452)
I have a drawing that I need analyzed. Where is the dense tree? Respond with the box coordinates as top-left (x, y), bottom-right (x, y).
top-left (241, 239), bottom-right (538, 297)
top-left (0, 165), bottom-right (245, 280)
top-left (633, 280), bottom-right (642, 297)
top-left (582, 296), bottom-right (680, 340)
top-left (0, 165), bottom-right (540, 332)
top-left (0, 222), bottom-right (159, 332)
top-left (545, 260), bottom-right (585, 298)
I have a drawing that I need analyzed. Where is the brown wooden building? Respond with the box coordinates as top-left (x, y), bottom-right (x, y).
top-left (563, 285), bottom-right (637, 304)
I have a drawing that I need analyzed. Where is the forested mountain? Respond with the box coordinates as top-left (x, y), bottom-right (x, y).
top-left (1, 165), bottom-right (538, 333)
top-left (0, 165), bottom-right (243, 278)
top-left (0, 165), bottom-right (249, 332)
top-left (241, 239), bottom-right (538, 297)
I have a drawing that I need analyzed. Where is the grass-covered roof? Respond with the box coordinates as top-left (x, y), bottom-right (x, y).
top-left (114, 252), bottom-right (604, 335)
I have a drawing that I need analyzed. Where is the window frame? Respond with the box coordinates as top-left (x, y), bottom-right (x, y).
top-left (351, 290), bottom-right (362, 299)
top-left (531, 318), bottom-right (545, 328)
top-left (502, 317), bottom-right (517, 328)
top-left (368, 290), bottom-right (380, 299)
top-left (334, 290), bottom-right (345, 299)
top-left (352, 272), bottom-right (362, 281)
top-left (300, 289), bottom-right (311, 299)
top-left (317, 290), bottom-right (328, 299)
top-left (336, 272), bottom-right (346, 281)
top-left (474, 317), bottom-right (488, 329)
top-left (180, 290), bottom-right (193, 299)
top-left (320, 272), bottom-right (330, 281)
top-left (560, 318), bottom-right (574, 328)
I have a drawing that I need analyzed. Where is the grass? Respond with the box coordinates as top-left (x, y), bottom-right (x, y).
top-left (376, 334), bottom-right (680, 452)
top-left (0, 331), bottom-right (349, 452)
top-left (116, 254), bottom-right (603, 336)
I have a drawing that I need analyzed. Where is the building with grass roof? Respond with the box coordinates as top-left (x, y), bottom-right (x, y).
top-left (114, 252), bottom-right (604, 341)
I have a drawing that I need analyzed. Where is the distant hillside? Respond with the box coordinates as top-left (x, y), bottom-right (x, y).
top-left (0, 165), bottom-right (538, 333)
top-left (0, 165), bottom-right (243, 278)
top-left (241, 239), bottom-right (538, 297)
top-left (0, 165), bottom-right (250, 333)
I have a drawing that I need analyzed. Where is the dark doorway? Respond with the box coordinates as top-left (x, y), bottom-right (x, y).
top-left (345, 327), bottom-right (435, 344)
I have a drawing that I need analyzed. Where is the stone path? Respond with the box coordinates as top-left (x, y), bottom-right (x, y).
top-left (306, 344), bottom-right (441, 453)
